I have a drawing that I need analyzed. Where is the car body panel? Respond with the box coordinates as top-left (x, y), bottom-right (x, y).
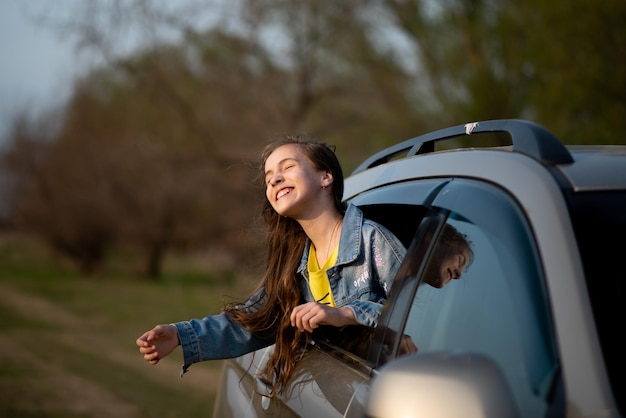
top-left (214, 344), bottom-right (372, 418)
top-left (560, 146), bottom-right (626, 191)
top-left (346, 150), bottom-right (617, 417)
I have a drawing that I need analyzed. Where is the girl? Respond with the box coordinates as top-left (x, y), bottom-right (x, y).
top-left (136, 136), bottom-right (406, 395)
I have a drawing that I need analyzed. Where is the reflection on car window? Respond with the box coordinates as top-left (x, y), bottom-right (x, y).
top-left (396, 223), bottom-right (474, 356)
top-left (402, 185), bottom-right (559, 418)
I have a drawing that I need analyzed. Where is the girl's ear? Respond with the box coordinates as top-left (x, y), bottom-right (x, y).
top-left (321, 171), bottom-right (333, 188)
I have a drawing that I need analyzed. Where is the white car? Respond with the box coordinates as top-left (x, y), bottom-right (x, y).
top-left (214, 119), bottom-right (625, 418)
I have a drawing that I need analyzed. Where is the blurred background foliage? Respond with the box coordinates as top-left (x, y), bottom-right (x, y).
top-left (1, 0), bottom-right (624, 279)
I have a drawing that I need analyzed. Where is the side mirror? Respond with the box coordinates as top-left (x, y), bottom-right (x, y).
top-left (365, 352), bottom-right (519, 418)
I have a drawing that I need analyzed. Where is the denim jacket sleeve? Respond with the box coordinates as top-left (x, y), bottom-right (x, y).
top-left (172, 288), bottom-right (274, 375)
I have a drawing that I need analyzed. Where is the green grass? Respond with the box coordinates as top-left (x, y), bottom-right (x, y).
top-left (0, 236), bottom-right (256, 418)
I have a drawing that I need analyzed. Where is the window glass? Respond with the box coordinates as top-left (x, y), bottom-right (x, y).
top-left (569, 190), bottom-right (626, 411)
top-left (402, 180), bottom-right (559, 418)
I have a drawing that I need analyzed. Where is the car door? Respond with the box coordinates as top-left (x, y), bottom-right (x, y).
top-left (367, 178), bottom-right (563, 417)
top-left (216, 344), bottom-right (372, 418)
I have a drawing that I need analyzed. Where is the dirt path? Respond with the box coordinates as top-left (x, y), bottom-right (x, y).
top-left (0, 281), bottom-right (221, 417)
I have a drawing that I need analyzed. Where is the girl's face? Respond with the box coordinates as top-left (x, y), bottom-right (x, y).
top-left (424, 247), bottom-right (471, 289)
top-left (264, 144), bottom-right (330, 218)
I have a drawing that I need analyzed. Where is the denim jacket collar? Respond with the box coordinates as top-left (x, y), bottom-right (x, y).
top-left (297, 203), bottom-right (362, 274)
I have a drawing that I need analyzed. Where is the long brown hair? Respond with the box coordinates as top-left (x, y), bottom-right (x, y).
top-left (224, 135), bottom-right (344, 395)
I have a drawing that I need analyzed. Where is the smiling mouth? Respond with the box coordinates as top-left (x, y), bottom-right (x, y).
top-left (276, 188), bottom-right (293, 200)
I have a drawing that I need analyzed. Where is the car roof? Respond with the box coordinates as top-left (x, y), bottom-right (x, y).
top-left (347, 120), bottom-right (626, 195)
top-left (559, 146), bottom-right (626, 192)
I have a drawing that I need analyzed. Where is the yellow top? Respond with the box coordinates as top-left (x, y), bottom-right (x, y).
top-left (307, 244), bottom-right (338, 307)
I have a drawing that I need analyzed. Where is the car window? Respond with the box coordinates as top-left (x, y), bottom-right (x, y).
top-left (568, 190), bottom-right (626, 411)
top-left (400, 179), bottom-right (561, 418)
top-left (348, 179), bottom-right (447, 247)
top-left (313, 202), bottom-right (425, 360)
top-left (313, 181), bottom-right (447, 359)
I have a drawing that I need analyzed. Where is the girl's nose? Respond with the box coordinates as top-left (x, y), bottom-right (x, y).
top-left (269, 173), bottom-right (283, 186)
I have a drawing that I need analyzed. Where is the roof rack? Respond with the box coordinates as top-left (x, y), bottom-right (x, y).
top-left (351, 119), bottom-right (573, 175)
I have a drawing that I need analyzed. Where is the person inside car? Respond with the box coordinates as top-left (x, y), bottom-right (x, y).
top-left (136, 135), bottom-right (406, 395)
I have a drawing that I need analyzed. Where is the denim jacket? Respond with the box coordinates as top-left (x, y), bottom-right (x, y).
top-left (173, 203), bottom-right (406, 375)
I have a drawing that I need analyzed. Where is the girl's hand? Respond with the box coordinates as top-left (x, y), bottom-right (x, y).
top-left (136, 324), bottom-right (179, 365)
top-left (290, 302), bottom-right (356, 332)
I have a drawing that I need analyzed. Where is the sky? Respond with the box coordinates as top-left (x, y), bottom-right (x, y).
top-left (0, 0), bottom-right (86, 142)
top-left (0, 0), bottom-right (239, 145)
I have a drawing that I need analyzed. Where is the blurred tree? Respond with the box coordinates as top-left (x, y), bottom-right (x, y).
top-left (380, 0), bottom-right (626, 144)
top-left (2, 0), bottom-right (418, 277)
top-left (519, 0), bottom-right (626, 144)
top-left (233, 0), bottom-right (425, 168)
top-left (2, 0), bottom-right (623, 278)
top-left (0, 111), bottom-right (114, 274)
top-left (39, 38), bottom-right (265, 278)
